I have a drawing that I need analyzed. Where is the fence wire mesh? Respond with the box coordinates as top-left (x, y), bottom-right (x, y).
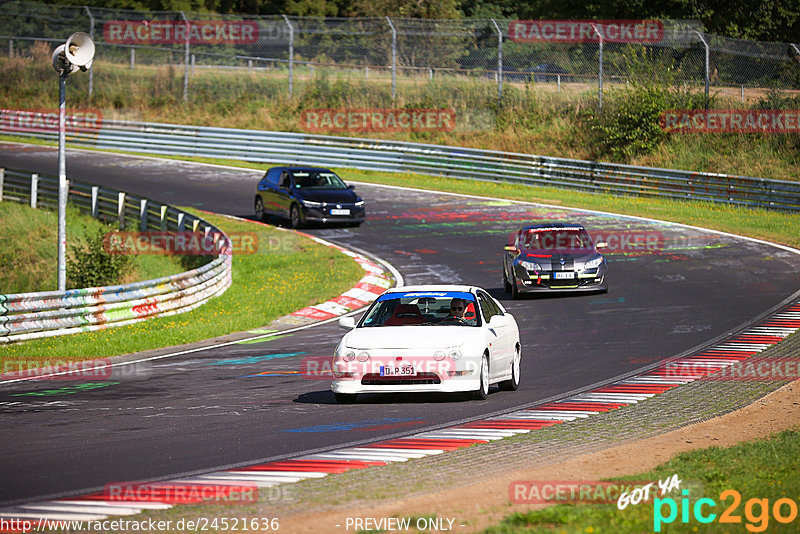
top-left (2, 1), bottom-right (800, 124)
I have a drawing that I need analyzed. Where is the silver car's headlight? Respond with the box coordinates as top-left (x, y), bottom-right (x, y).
top-left (519, 260), bottom-right (542, 271)
top-left (300, 199), bottom-right (324, 208)
top-left (583, 257), bottom-right (604, 270)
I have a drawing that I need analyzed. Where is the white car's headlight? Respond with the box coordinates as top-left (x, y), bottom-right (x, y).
top-left (582, 257), bottom-right (604, 270)
top-left (519, 260), bottom-right (542, 271)
top-left (300, 199), bottom-right (324, 208)
top-left (343, 350), bottom-right (356, 361)
top-left (357, 351), bottom-right (370, 362)
top-left (354, 200), bottom-right (365, 207)
top-left (433, 350), bottom-right (446, 361)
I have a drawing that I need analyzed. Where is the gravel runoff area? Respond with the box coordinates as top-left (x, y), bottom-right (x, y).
top-left (244, 328), bottom-right (800, 532)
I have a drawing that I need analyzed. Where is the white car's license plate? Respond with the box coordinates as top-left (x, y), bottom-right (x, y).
top-left (553, 271), bottom-right (575, 279)
top-left (330, 208), bottom-right (350, 216)
top-left (380, 365), bottom-right (417, 377)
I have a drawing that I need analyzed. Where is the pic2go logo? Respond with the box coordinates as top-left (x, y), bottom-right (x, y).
top-left (654, 489), bottom-right (800, 532)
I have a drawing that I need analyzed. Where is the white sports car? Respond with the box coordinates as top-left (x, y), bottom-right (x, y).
top-left (331, 285), bottom-right (521, 403)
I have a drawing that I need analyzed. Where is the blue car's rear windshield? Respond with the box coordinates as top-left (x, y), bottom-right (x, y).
top-left (292, 171), bottom-right (348, 190)
top-left (361, 291), bottom-right (479, 327)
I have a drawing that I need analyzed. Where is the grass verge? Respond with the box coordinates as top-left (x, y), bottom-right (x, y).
top-left (0, 210), bottom-right (364, 360)
top-left (0, 201), bottom-right (184, 294)
top-left (484, 428), bottom-right (800, 533)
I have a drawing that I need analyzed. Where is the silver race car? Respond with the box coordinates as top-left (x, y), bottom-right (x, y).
top-left (503, 223), bottom-right (607, 298)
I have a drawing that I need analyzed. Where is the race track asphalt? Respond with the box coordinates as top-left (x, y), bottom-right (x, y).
top-left (1, 144), bottom-right (799, 504)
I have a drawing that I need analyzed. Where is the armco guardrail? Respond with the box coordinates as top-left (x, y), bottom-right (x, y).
top-left (0, 167), bottom-right (232, 344)
top-left (5, 117), bottom-right (800, 211)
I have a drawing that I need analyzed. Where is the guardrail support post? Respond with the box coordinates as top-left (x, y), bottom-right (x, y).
top-left (160, 205), bottom-right (168, 230)
top-left (139, 199), bottom-right (148, 231)
top-left (118, 192), bottom-right (126, 229)
top-left (180, 11), bottom-right (190, 103)
top-left (130, 48), bottom-right (135, 69)
top-left (490, 19), bottom-right (503, 104)
top-left (192, 219), bottom-right (200, 232)
top-left (695, 31), bottom-right (710, 109)
top-left (91, 186), bottom-right (98, 218)
top-left (0, 168), bottom-right (4, 202)
top-left (386, 17), bottom-right (397, 101)
top-left (282, 15), bottom-right (294, 98)
top-left (30, 173), bottom-right (39, 209)
top-left (177, 212), bottom-right (185, 231)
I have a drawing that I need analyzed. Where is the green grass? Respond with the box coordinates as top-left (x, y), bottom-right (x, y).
top-left (2, 53), bottom-right (799, 181)
top-left (484, 428), bottom-right (800, 533)
top-left (0, 210), bottom-right (364, 360)
top-left (0, 201), bottom-right (184, 294)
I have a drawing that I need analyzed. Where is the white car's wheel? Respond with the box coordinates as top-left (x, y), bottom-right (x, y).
top-left (499, 345), bottom-right (520, 391)
top-left (472, 353), bottom-right (489, 400)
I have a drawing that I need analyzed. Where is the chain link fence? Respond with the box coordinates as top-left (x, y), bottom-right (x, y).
top-left (2, 1), bottom-right (800, 122)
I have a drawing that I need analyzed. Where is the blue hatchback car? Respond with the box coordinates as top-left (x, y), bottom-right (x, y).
top-left (254, 167), bottom-right (365, 228)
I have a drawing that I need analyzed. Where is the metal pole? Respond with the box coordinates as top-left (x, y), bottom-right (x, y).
top-left (694, 31), bottom-right (710, 109)
top-left (180, 11), bottom-right (189, 103)
top-left (592, 24), bottom-right (603, 110)
top-left (491, 19), bottom-right (503, 104)
top-left (130, 47), bottom-right (135, 69)
top-left (57, 73), bottom-right (68, 291)
top-left (386, 17), bottom-right (396, 101)
top-left (282, 15), bottom-right (294, 98)
top-left (85, 6), bottom-right (94, 97)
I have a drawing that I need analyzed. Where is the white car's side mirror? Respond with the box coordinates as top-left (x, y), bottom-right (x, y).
top-left (339, 316), bottom-right (356, 329)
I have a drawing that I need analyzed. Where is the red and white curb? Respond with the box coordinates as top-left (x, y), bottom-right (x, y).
top-left (1, 302), bottom-right (797, 524)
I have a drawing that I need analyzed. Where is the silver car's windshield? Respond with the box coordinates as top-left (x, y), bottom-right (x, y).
top-left (361, 296), bottom-right (479, 327)
top-left (522, 228), bottom-right (593, 250)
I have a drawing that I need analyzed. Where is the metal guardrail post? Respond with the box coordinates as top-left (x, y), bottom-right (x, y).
top-left (160, 205), bottom-right (168, 230)
top-left (695, 31), bottom-right (710, 109)
top-left (177, 212), bottom-right (185, 231)
top-left (180, 11), bottom-right (189, 103)
top-left (386, 17), bottom-right (397, 101)
top-left (91, 186), bottom-right (98, 218)
top-left (592, 23), bottom-right (603, 111)
top-left (282, 15), bottom-right (294, 98)
top-left (85, 6), bottom-right (94, 97)
top-left (117, 192), bottom-right (126, 229)
top-left (139, 199), bottom-right (148, 231)
top-left (490, 19), bottom-right (503, 104)
top-left (0, 168), bottom-right (4, 202)
top-left (30, 173), bottom-right (38, 208)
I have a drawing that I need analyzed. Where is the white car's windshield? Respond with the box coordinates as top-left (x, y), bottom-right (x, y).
top-left (361, 292), bottom-right (479, 327)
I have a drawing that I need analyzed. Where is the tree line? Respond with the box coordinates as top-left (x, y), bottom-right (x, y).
top-left (37, 0), bottom-right (800, 44)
